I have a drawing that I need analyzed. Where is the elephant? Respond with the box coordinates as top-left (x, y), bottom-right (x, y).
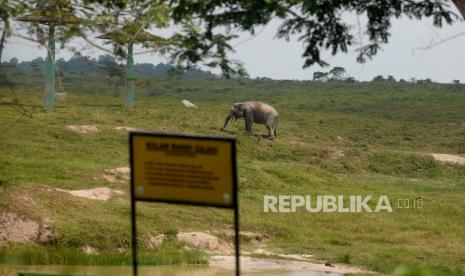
top-left (220, 101), bottom-right (279, 139)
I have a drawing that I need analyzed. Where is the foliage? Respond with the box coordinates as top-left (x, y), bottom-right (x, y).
top-left (0, 0), bottom-right (461, 77)
top-left (345, 77), bottom-right (357, 83)
top-left (372, 75), bottom-right (385, 82)
top-left (387, 75), bottom-right (396, 82)
top-left (1, 54), bottom-right (217, 79)
top-left (417, 78), bottom-right (433, 84)
top-left (329, 67), bottom-right (346, 80)
top-left (313, 71), bottom-right (328, 81)
top-left (0, 241), bottom-right (207, 266)
top-left (313, 66), bottom-right (349, 81)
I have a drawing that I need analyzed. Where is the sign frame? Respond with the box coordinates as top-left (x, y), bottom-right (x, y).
top-left (129, 131), bottom-right (240, 276)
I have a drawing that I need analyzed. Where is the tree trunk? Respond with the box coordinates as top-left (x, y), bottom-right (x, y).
top-left (0, 21), bottom-right (8, 64)
top-left (452, 0), bottom-right (465, 18)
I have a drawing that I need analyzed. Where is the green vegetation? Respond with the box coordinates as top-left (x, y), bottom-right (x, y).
top-left (0, 240), bottom-right (206, 266)
top-left (1, 74), bottom-right (465, 274)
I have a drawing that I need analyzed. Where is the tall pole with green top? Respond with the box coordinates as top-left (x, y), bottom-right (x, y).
top-left (126, 43), bottom-right (135, 108)
top-left (45, 23), bottom-right (56, 107)
top-left (96, 29), bottom-right (160, 108)
top-left (16, 13), bottom-right (76, 108)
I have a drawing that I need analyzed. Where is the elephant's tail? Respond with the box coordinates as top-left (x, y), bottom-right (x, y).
top-left (274, 116), bottom-right (278, 137)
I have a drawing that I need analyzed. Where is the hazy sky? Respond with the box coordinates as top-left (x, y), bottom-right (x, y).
top-left (4, 11), bottom-right (465, 83)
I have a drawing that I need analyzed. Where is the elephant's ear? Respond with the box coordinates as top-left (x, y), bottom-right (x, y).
top-left (233, 102), bottom-right (245, 111)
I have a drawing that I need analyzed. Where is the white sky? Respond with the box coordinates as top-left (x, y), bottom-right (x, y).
top-left (4, 11), bottom-right (465, 83)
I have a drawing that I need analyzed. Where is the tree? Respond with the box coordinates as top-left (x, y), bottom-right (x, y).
top-left (163, 0), bottom-right (462, 76)
top-left (417, 78), bottom-right (433, 84)
top-left (345, 77), bottom-right (357, 83)
top-left (1, 0), bottom-right (464, 77)
top-left (373, 75), bottom-right (385, 82)
top-left (8, 57), bottom-right (18, 66)
top-left (97, 54), bottom-right (124, 78)
top-left (0, 1), bottom-right (26, 63)
top-left (329, 67), bottom-right (346, 80)
top-left (386, 75), bottom-right (396, 82)
top-left (313, 71), bottom-right (328, 81)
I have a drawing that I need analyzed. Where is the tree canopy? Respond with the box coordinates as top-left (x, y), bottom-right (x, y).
top-left (1, 0), bottom-right (464, 77)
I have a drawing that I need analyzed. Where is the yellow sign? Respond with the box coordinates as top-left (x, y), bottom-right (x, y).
top-left (130, 132), bottom-right (237, 208)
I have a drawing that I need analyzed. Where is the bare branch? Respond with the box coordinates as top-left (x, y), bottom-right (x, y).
top-left (413, 30), bottom-right (465, 52)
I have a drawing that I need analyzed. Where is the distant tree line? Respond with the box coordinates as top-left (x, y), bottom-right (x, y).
top-left (313, 67), bottom-right (462, 85)
top-left (370, 75), bottom-right (459, 85)
top-left (1, 53), bottom-right (218, 79)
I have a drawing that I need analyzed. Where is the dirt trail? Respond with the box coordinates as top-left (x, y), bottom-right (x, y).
top-left (101, 166), bottom-right (130, 183)
top-left (66, 125), bottom-right (100, 134)
top-left (55, 187), bottom-right (123, 201)
top-left (115, 126), bottom-right (140, 132)
top-left (431, 153), bottom-right (465, 165)
top-left (210, 255), bottom-right (371, 274)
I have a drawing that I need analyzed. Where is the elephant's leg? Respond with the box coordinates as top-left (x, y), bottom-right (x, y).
top-left (273, 117), bottom-right (278, 137)
top-left (245, 112), bottom-right (254, 134)
top-left (266, 124), bottom-right (275, 140)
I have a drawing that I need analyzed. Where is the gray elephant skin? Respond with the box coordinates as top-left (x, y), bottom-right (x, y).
top-left (221, 101), bottom-right (279, 139)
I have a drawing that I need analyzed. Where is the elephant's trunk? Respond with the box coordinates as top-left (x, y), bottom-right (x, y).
top-left (221, 113), bottom-right (234, 130)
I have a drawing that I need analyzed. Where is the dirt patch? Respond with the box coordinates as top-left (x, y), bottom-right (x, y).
top-left (218, 230), bottom-right (265, 246)
top-left (210, 255), bottom-right (371, 274)
top-left (181, 99), bottom-right (198, 108)
top-left (159, 125), bottom-right (169, 132)
top-left (101, 166), bottom-right (130, 183)
top-left (148, 232), bottom-right (232, 252)
top-left (240, 231), bottom-right (264, 245)
top-left (431, 153), bottom-right (465, 165)
top-left (288, 140), bottom-right (312, 147)
top-left (66, 125), bottom-right (100, 134)
top-left (177, 232), bottom-right (232, 252)
top-left (147, 234), bottom-right (167, 248)
top-left (82, 245), bottom-right (99, 255)
top-left (0, 213), bottom-right (38, 246)
top-left (115, 126), bottom-right (140, 132)
top-left (55, 187), bottom-right (123, 201)
top-left (0, 213), bottom-right (54, 247)
top-left (329, 149), bottom-right (344, 159)
top-left (102, 174), bottom-right (119, 183)
top-left (252, 248), bottom-right (314, 261)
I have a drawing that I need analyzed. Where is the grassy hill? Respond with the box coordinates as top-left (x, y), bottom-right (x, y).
top-left (1, 76), bottom-right (465, 274)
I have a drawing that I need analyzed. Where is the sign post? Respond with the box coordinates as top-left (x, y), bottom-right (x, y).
top-left (129, 132), bottom-right (239, 276)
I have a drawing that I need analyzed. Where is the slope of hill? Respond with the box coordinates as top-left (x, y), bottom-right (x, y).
top-left (1, 77), bottom-right (465, 274)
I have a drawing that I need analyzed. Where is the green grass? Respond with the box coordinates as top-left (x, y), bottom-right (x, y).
top-left (1, 75), bottom-right (465, 274)
top-left (0, 240), bottom-right (207, 266)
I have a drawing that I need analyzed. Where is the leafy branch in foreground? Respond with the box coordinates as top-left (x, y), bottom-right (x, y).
top-left (2, 0), bottom-right (464, 77)
top-left (168, 0), bottom-right (460, 71)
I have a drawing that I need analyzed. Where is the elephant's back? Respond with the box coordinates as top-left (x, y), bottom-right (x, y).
top-left (249, 101), bottom-right (278, 115)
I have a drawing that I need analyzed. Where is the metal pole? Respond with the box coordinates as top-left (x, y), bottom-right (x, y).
top-left (235, 204), bottom-right (240, 276)
top-left (126, 43), bottom-right (134, 108)
top-left (45, 23), bottom-right (55, 107)
top-left (131, 199), bottom-right (138, 276)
